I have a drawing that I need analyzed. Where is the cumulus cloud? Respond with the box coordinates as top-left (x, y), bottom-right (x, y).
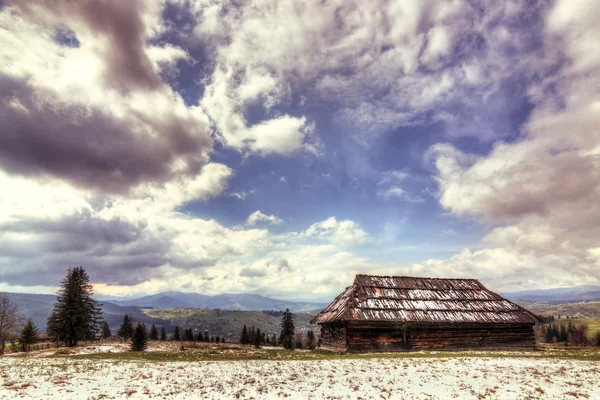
top-left (425, 0), bottom-right (600, 289)
top-left (0, 3), bottom-right (211, 194)
top-left (246, 211), bottom-right (284, 226)
top-left (303, 217), bottom-right (368, 247)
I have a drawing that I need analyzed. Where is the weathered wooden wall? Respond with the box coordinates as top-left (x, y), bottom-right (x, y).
top-left (320, 323), bottom-right (347, 351)
top-left (406, 323), bottom-right (536, 351)
top-left (346, 322), bottom-right (406, 353)
top-left (341, 322), bottom-right (536, 353)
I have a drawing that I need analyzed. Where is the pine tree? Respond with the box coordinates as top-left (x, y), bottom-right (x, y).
top-left (19, 319), bottom-right (38, 352)
top-left (117, 314), bottom-right (133, 340)
top-left (221, 337), bottom-right (225, 343)
top-left (173, 326), bottom-right (181, 341)
top-left (196, 330), bottom-right (203, 342)
top-left (131, 323), bottom-right (148, 351)
top-left (203, 330), bottom-right (209, 342)
top-left (149, 324), bottom-right (158, 340)
top-left (280, 308), bottom-right (295, 350)
top-left (215, 335), bottom-right (220, 343)
top-left (254, 328), bottom-right (262, 348)
top-left (160, 327), bottom-right (167, 341)
top-left (183, 327), bottom-right (194, 341)
top-left (47, 267), bottom-right (103, 347)
top-left (101, 321), bottom-right (111, 339)
top-left (240, 324), bottom-right (249, 344)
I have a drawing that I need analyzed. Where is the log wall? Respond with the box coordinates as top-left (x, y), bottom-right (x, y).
top-left (320, 323), bottom-right (347, 351)
top-left (341, 322), bottom-right (536, 353)
top-left (406, 323), bottom-right (536, 351)
top-left (346, 323), bottom-right (406, 353)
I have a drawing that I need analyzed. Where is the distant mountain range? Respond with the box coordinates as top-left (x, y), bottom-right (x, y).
top-left (502, 285), bottom-right (600, 303)
top-left (1, 291), bottom-right (327, 333)
top-left (104, 291), bottom-right (328, 313)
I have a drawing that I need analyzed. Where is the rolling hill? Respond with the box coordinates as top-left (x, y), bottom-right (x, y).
top-left (141, 308), bottom-right (318, 342)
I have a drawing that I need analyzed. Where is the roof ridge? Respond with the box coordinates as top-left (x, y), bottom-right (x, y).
top-left (354, 274), bottom-right (481, 281)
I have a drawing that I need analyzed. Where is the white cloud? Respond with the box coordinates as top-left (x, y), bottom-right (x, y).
top-left (424, 0), bottom-right (600, 290)
top-left (303, 217), bottom-right (368, 247)
top-left (377, 170), bottom-right (423, 202)
top-left (246, 211), bottom-right (284, 226)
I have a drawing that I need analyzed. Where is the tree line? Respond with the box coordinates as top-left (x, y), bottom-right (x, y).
top-left (537, 320), bottom-right (600, 347)
top-left (115, 313), bottom-right (226, 345)
top-left (239, 308), bottom-right (319, 350)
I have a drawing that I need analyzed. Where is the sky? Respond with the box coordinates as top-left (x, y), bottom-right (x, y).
top-left (0, 0), bottom-right (599, 302)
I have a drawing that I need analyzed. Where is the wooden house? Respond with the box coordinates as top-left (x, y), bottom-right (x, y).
top-left (311, 274), bottom-right (541, 352)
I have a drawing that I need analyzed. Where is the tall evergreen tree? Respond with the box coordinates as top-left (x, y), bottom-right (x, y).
top-left (183, 327), bottom-right (194, 341)
top-left (20, 319), bottom-right (38, 352)
top-left (196, 330), bottom-right (203, 342)
top-left (117, 314), bottom-right (133, 340)
top-left (280, 308), bottom-right (295, 350)
top-left (47, 267), bottom-right (102, 347)
top-left (101, 321), bottom-right (111, 339)
top-left (131, 323), bottom-right (148, 351)
top-left (240, 324), bottom-right (249, 344)
top-left (221, 337), bottom-right (225, 343)
top-left (160, 327), bottom-right (167, 341)
top-left (254, 328), bottom-right (262, 348)
top-left (173, 326), bottom-right (181, 341)
top-left (149, 324), bottom-right (158, 340)
top-left (203, 330), bottom-right (209, 342)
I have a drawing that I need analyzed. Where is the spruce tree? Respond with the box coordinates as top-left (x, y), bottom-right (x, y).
top-left (131, 323), bottom-right (148, 351)
top-left (183, 327), bottom-right (194, 341)
top-left (196, 330), bottom-right (203, 342)
top-left (221, 337), bottom-right (225, 343)
top-left (173, 326), bottom-right (181, 341)
top-left (20, 319), bottom-right (38, 352)
top-left (203, 330), bottom-right (209, 342)
top-left (160, 327), bottom-right (167, 341)
top-left (149, 324), bottom-right (158, 340)
top-left (101, 321), bottom-right (111, 339)
top-left (117, 314), bottom-right (133, 340)
top-left (240, 324), bottom-right (249, 344)
top-left (47, 267), bottom-right (102, 347)
top-left (254, 328), bottom-right (262, 348)
top-left (280, 308), bottom-right (295, 350)
top-left (249, 326), bottom-right (256, 345)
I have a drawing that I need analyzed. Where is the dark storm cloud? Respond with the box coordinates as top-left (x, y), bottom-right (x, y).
top-left (0, 220), bottom-right (172, 287)
top-left (0, 74), bottom-right (211, 193)
top-left (12, 0), bottom-right (162, 91)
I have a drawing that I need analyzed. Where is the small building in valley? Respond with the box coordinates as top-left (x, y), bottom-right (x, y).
top-left (311, 274), bottom-right (541, 352)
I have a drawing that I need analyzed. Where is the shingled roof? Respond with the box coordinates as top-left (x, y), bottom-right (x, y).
top-left (311, 275), bottom-right (540, 325)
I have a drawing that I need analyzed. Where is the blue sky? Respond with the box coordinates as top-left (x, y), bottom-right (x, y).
top-left (0, 0), bottom-right (599, 301)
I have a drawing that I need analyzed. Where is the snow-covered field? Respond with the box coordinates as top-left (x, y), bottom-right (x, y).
top-left (1, 349), bottom-right (599, 399)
